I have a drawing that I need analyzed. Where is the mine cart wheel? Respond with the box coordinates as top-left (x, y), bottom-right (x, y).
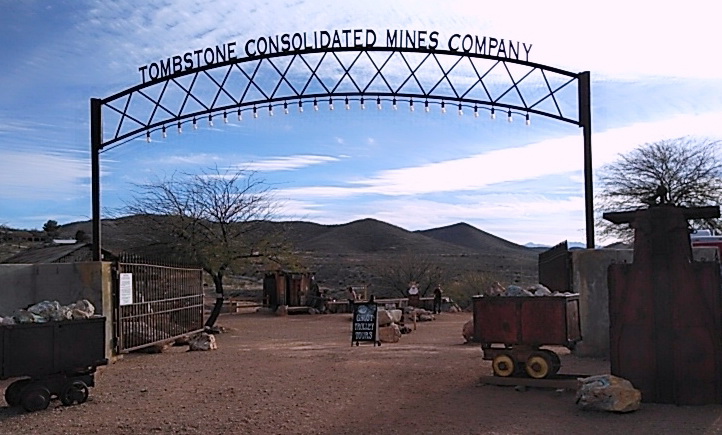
top-left (20, 386), bottom-right (51, 412)
top-left (60, 380), bottom-right (89, 406)
top-left (492, 353), bottom-right (517, 377)
top-left (4, 379), bottom-right (32, 407)
top-left (542, 349), bottom-right (562, 375)
top-left (525, 352), bottom-right (554, 379)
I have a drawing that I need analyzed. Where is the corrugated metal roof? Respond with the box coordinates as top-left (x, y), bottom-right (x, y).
top-left (1, 243), bottom-right (91, 264)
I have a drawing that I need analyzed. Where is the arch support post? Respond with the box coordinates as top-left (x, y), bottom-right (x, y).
top-left (578, 71), bottom-right (594, 249)
top-left (90, 98), bottom-right (102, 261)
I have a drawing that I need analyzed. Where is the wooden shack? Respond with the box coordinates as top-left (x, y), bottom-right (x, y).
top-left (263, 270), bottom-right (312, 309)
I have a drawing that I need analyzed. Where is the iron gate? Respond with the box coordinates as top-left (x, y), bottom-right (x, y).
top-left (114, 254), bottom-right (204, 353)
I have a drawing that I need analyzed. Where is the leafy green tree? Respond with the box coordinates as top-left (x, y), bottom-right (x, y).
top-left (43, 220), bottom-right (60, 238)
top-left (596, 137), bottom-right (722, 242)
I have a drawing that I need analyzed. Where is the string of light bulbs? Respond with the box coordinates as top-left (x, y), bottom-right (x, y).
top-left (139, 96), bottom-right (532, 144)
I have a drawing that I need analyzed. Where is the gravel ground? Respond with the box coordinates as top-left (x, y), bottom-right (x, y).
top-left (2, 312), bottom-right (722, 434)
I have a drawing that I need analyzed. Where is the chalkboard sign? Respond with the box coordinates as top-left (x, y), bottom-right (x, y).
top-left (351, 302), bottom-right (380, 346)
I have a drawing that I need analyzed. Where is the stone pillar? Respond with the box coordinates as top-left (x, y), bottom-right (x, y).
top-left (572, 249), bottom-right (633, 358)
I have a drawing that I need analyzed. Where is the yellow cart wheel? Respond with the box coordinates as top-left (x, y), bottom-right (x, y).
top-left (492, 353), bottom-right (517, 377)
top-left (525, 352), bottom-right (553, 379)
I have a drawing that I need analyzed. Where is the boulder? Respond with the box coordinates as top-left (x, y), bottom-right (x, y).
top-left (28, 300), bottom-right (61, 320)
top-left (389, 309), bottom-right (403, 323)
top-left (487, 281), bottom-right (505, 296)
top-left (69, 299), bottom-right (95, 318)
top-left (378, 324), bottom-right (401, 343)
top-left (528, 284), bottom-right (552, 296)
top-left (188, 332), bottom-right (218, 351)
top-left (576, 374), bottom-right (641, 413)
top-left (136, 342), bottom-right (171, 353)
top-left (377, 309), bottom-right (394, 326)
top-left (462, 319), bottom-right (474, 343)
top-left (504, 285), bottom-right (533, 297)
top-left (15, 299), bottom-right (96, 323)
top-left (0, 316), bottom-right (15, 325)
top-left (12, 309), bottom-right (45, 324)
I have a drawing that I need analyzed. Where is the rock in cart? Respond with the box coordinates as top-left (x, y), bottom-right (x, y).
top-left (1, 316), bottom-right (107, 412)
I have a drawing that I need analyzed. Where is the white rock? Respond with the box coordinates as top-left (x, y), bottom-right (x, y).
top-left (529, 284), bottom-right (552, 296)
top-left (377, 309), bottom-right (394, 326)
top-left (504, 285), bottom-right (533, 297)
top-left (188, 332), bottom-right (218, 351)
top-left (378, 324), bottom-right (401, 343)
top-left (69, 299), bottom-right (95, 319)
top-left (462, 319), bottom-right (474, 343)
top-left (389, 309), bottom-right (403, 323)
top-left (576, 374), bottom-right (641, 413)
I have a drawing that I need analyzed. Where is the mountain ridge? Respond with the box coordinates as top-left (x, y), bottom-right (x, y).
top-left (6, 216), bottom-right (539, 287)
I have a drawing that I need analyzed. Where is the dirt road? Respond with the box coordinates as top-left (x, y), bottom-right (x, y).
top-left (2, 312), bottom-right (722, 434)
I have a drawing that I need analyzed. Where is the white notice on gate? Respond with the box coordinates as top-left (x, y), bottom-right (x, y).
top-left (119, 273), bottom-right (133, 306)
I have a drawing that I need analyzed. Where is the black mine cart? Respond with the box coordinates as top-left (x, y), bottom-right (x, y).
top-left (1, 316), bottom-right (107, 412)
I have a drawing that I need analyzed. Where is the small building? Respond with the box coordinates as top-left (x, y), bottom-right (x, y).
top-left (262, 270), bottom-right (312, 309)
top-left (0, 229), bottom-right (46, 243)
top-left (1, 242), bottom-right (114, 264)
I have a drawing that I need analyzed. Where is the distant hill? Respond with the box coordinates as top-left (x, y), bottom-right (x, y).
top-left (417, 222), bottom-right (532, 256)
top-left (297, 218), bottom-right (483, 255)
top-left (6, 216), bottom-right (540, 289)
top-left (524, 241), bottom-right (587, 251)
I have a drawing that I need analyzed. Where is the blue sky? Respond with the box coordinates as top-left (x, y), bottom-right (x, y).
top-left (1, 0), bottom-right (721, 246)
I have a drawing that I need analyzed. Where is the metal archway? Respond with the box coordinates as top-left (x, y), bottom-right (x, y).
top-left (91, 45), bottom-right (592, 260)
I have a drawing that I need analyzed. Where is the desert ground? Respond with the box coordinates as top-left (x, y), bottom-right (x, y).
top-left (2, 312), bottom-right (722, 435)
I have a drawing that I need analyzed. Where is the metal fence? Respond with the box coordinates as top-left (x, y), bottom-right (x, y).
top-left (115, 254), bottom-right (204, 353)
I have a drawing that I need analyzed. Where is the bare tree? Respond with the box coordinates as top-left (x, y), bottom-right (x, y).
top-left (596, 137), bottom-right (722, 241)
top-left (124, 167), bottom-right (293, 328)
top-left (444, 271), bottom-right (504, 309)
top-left (373, 253), bottom-right (445, 298)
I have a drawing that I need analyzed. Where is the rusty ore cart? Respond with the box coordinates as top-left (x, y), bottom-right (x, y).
top-left (1, 316), bottom-right (107, 412)
top-left (472, 294), bottom-right (581, 379)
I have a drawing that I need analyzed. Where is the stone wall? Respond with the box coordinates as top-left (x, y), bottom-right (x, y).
top-left (0, 262), bottom-right (114, 358)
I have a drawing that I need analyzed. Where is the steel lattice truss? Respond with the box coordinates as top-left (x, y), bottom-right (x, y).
top-left (96, 47), bottom-right (584, 151)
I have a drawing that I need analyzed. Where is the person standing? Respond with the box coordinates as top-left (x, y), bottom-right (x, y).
top-left (433, 285), bottom-right (443, 314)
top-left (407, 282), bottom-right (420, 307)
top-left (347, 286), bottom-right (357, 313)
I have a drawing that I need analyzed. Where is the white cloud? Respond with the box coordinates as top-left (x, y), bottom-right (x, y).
top-left (159, 153), bottom-right (223, 165)
top-left (277, 111), bottom-right (722, 201)
top-left (81, 0), bottom-right (722, 82)
top-left (236, 155), bottom-right (340, 171)
top-left (0, 151), bottom-right (89, 200)
top-left (592, 112), bottom-right (722, 166)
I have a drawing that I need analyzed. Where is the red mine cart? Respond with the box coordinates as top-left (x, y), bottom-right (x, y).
top-left (472, 295), bottom-right (581, 379)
